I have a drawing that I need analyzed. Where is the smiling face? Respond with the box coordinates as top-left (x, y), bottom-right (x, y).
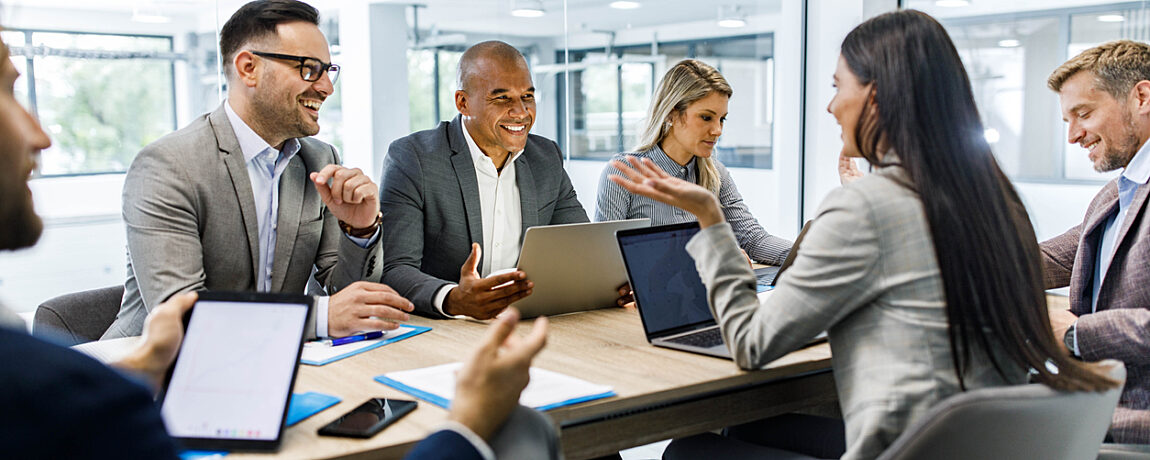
top-left (243, 21), bottom-right (334, 148)
top-left (456, 55), bottom-right (535, 159)
top-left (660, 91), bottom-right (728, 165)
top-left (0, 38), bottom-right (52, 250)
top-left (1059, 71), bottom-right (1143, 172)
top-left (827, 55), bottom-right (874, 159)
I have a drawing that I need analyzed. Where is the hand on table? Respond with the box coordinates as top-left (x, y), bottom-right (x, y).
top-left (616, 283), bottom-right (635, 309)
top-left (445, 243), bottom-right (534, 319)
top-left (328, 281), bottom-right (414, 337)
top-left (449, 308), bottom-right (548, 441)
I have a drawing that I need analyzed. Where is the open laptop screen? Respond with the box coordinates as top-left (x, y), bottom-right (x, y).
top-left (158, 292), bottom-right (311, 451)
top-left (617, 222), bottom-right (714, 337)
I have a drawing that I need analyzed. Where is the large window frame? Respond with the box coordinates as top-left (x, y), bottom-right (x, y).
top-left (8, 28), bottom-right (180, 178)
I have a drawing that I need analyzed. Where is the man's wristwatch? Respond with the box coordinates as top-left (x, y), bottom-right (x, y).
top-left (339, 211), bottom-right (382, 238)
top-left (1063, 320), bottom-right (1080, 357)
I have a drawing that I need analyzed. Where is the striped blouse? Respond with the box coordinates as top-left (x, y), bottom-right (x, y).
top-left (595, 146), bottom-right (792, 265)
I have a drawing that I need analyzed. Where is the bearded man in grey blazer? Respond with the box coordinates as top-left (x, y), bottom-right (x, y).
top-left (1045, 40), bottom-right (1150, 444)
top-left (380, 41), bottom-right (590, 320)
top-left (106, 0), bottom-right (413, 340)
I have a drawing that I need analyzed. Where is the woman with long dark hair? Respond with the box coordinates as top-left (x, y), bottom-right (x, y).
top-left (610, 10), bottom-right (1117, 459)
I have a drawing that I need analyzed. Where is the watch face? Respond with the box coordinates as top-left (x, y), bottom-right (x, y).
top-left (1062, 323), bottom-right (1077, 355)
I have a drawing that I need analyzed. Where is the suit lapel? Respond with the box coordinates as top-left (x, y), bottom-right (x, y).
top-left (271, 155), bottom-right (306, 292)
top-left (448, 118), bottom-right (485, 247)
top-left (209, 106), bottom-right (262, 283)
top-left (1111, 181), bottom-right (1148, 257)
top-left (516, 151), bottom-right (539, 238)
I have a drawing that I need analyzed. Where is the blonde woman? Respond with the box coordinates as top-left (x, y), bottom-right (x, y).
top-left (595, 59), bottom-right (790, 265)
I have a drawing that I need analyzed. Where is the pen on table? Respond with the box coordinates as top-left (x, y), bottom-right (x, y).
top-left (330, 331), bottom-right (385, 346)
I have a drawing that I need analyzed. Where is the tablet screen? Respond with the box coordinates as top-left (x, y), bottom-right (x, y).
top-left (159, 292), bottom-right (310, 450)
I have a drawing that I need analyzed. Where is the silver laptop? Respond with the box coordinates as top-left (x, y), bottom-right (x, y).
top-left (617, 222), bottom-right (823, 360)
top-left (512, 218), bottom-right (650, 318)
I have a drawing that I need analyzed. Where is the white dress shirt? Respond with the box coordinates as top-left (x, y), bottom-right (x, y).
top-left (432, 122), bottom-right (525, 316)
top-left (224, 101), bottom-right (378, 337)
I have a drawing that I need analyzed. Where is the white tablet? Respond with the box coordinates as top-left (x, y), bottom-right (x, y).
top-left (156, 291), bottom-right (312, 452)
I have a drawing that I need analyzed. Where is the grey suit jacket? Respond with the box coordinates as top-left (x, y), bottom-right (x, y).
top-left (686, 165), bottom-right (1024, 460)
top-left (1041, 178), bottom-right (1150, 444)
top-left (379, 116), bottom-right (589, 318)
top-left (106, 105), bottom-right (382, 339)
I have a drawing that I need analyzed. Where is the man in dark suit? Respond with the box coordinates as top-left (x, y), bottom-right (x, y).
top-left (380, 40), bottom-right (590, 320)
top-left (1044, 39), bottom-right (1150, 444)
top-left (0, 16), bottom-right (556, 456)
top-left (107, 0), bottom-right (413, 340)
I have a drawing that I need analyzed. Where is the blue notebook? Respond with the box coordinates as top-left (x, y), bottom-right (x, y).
top-left (301, 325), bottom-right (432, 366)
top-left (375, 363), bottom-right (615, 411)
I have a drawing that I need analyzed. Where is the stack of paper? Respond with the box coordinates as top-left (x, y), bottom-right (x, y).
top-left (301, 325), bottom-right (431, 366)
top-left (376, 363), bottom-right (615, 411)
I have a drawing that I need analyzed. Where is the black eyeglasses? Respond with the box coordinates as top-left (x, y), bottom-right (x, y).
top-left (250, 51), bottom-right (340, 84)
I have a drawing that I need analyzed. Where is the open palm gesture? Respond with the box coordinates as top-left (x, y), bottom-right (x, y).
top-left (607, 156), bottom-right (724, 228)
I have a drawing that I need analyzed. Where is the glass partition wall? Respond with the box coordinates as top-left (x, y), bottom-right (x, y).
top-left (0, 0), bottom-right (806, 313)
top-left (907, 0), bottom-right (1150, 240)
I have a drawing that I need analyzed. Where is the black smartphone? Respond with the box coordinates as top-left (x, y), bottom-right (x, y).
top-left (317, 398), bottom-right (418, 438)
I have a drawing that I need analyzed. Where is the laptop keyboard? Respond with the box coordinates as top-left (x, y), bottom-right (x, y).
top-left (667, 327), bottom-right (725, 348)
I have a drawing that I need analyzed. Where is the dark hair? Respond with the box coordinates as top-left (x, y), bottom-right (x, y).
top-left (841, 10), bottom-right (1115, 391)
top-left (219, 0), bottom-right (319, 76)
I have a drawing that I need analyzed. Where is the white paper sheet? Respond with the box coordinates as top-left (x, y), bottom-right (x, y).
top-left (380, 362), bottom-right (614, 410)
top-left (301, 326), bottom-right (420, 363)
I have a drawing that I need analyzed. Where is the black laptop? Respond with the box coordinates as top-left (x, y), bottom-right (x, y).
top-left (617, 221), bottom-right (823, 360)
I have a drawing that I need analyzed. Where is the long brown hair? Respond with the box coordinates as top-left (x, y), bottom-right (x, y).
top-left (841, 10), bottom-right (1116, 391)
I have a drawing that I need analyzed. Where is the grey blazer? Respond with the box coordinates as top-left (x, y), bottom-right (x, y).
top-left (106, 105), bottom-right (382, 339)
top-left (686, 164), bottom-right (1024, 460)
top-left (379, 116), bottom-right (589, 318)
top-left (1041, 177), bottom-right (1150, 444)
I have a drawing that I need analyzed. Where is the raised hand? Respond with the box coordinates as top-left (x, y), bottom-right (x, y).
top-left (608, 156), bottom-right (724, 228)
top-left (310, 165), bottom-right (379, 229)
top-left (445, 243), bottom-right (534, 319)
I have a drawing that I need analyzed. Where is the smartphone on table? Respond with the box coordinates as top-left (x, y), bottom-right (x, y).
top-left (317, 398), bottom-right (418, 438)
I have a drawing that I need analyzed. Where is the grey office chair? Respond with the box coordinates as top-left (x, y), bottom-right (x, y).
top-left (33, 285), bottom-right (124, 345)
top-left (877, 359), bottom-right (1126, 460)
top-left (1097, 443), bottom-right (1150, 460)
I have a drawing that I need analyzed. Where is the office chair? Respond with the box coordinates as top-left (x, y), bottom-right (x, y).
top-left (877, 359), bottom-right (1126, 460)
top-left (33, 285), bottom-right (124, 345)
top-left (1097, 443), bottom-right (1150, 460)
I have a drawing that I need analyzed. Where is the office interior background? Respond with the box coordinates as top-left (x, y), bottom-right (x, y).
top-left (1, 0), bottom-right (1146, 315)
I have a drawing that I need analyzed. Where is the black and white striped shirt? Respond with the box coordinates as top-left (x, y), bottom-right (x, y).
top-left (595, 146), bottom-right (792, 265)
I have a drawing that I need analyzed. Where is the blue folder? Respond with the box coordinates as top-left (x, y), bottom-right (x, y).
top-left (301, 325), bottom-right (432, 366)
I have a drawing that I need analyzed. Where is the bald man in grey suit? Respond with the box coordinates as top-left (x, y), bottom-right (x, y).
top-left (106, 0), bottom-right (412, 340)
top-left (380, 41), bottom-right (589, 321)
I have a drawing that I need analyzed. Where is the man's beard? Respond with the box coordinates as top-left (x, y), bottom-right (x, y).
top-left (1096, 113), bottom-right (1141, 172)
top-left (250, 89), bottom-right (320, 143)
top-left (0, 190), bottom-right (42, 251)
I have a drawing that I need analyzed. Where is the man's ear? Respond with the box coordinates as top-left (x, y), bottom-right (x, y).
top-left (455, 90), bottom-right (469, 116)
top-left (1131, 80), bottom-right (1150, 115)
top-left (233, 51), bottom-right (260, 88)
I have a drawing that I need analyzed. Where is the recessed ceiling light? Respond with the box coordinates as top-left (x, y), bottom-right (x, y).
top-left (1098, 14), bottom-right (1125, 22)
top-left (997, 39), bottom-right (1020, 48)
top-left (511, 0), bottom-right (545, 18)
top-left (935, 0), bottom-right (971, 7)
top-left (609, 1), bottom-right (641, 9)
top-left (718, 18), bottom-right (747, 28)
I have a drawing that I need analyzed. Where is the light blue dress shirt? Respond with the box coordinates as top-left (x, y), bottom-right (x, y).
top-left (224, 101), bottom-right (378, 337)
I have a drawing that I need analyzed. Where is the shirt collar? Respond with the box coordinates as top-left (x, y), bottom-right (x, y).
top-left (649, 144), bottom-right (696, 176)
top-left (461, 119), bottom-right (523, 167)
top-left (1123, 137), bottom-right (1150, 186)
top-left (224, 100), bottom-right (301, 163)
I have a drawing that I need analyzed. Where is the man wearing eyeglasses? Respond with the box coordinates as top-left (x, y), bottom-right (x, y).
top-left (106, 0), bottom-right (415, 341)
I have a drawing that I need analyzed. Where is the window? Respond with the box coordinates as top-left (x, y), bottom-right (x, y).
top-left (5, 29), bottom-right (177, 176)
top-left (560, 33), bottom-right (777, 169)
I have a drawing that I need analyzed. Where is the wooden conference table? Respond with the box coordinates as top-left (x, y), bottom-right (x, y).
top-left (83, 306), bottom-right (836, 460)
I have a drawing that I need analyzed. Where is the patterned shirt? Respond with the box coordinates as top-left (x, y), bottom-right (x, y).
top-left (595, 146), bottom-right (792, 265)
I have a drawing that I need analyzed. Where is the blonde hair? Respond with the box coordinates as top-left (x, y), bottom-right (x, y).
top-left (1048, 39), bottom-right (1150, 100)
top-left (635, 59), bottom-right (732, 195)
